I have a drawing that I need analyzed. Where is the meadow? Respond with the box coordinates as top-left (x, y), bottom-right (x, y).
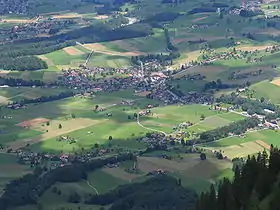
top-left (0, 86), bottom-right (245, 154)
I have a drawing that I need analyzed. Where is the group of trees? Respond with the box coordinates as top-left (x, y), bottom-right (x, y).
top-left (0, 153), bottom-right (134, 210)
top-left (13, 91), bottom-right (74, 105)
top-left (186, 117), bottom-right (260, 145)
top-left (86, 175), bottom-right (198, 210)
top-left (131, 53), bottom-right (175, 66)
top-left (0, 77), bottom-right (45, 87)
top-left (216, 94), bottom-right (277, 115)
top-left (0, 56), bottom-right (47, 71)
top-left (0, 21), bottom-right (153, 70)
top-left (196, 146), bottom-right (280, 210)
top-left (203, 79), bottom-right (240, 91)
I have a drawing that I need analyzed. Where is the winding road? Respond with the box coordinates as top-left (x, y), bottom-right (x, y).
top-left (86, 181), bottom-right (99, 195)
top-left (136, 113), bottom-right (167, 136)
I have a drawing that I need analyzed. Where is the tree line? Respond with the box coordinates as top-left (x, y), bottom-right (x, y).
top-left (216, 94), bottom-right (278, 115)
top-left (0, 77), bottom-right (46, 87)
top-left (196, 146), bottom-right (280, 210)
top-left (186, 117), bottom-right (260, 145)
top-left (0, 21), bottom-right (153, 70)
top-left (12, 91), bottom-right (74, 105)
top-left (0, 56), bottom-right (47, 71)
top-left (0, 153), bottom-right (134, 210)
top-left (86, 175), bottom-right (198, 210)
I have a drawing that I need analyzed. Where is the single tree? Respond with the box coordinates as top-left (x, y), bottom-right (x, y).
top-left (58, 124), bottom-right (62, 129)
top-left (200, 153), bottom-right (207, 160)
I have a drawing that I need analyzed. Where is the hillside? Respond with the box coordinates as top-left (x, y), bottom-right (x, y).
top-left (196, 146), bottom-right (280, 210)
top-left (3, 0), bottom-right (280, 209)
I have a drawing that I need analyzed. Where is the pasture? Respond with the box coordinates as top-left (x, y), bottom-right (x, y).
top-left (0, 153), bottom-right (31, 194)
top-left (203, 129), bottom-right (280, 159)
top-left (249, 80), bottom-right (280, 104)
top-left (0, 87), bottom-right (244, 153)
top-left (0, 86), bottom-right (69, 104)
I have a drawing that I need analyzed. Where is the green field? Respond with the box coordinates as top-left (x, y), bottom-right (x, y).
top-left (0, 86), bottom-right (69, 104)
top-left (205, 130), bottom-right (280, 148)
top-left (249, 80), bottom-right (280, 104)
top-left (88, 53), bottom-right (132, 68)
top-left (0, 153), bottom-right (31, 193)
top-left (44, 50), bottom-right (87, 66)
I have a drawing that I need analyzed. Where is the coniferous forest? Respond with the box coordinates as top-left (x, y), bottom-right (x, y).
top-left (196, 146), bottom-right (280, 210)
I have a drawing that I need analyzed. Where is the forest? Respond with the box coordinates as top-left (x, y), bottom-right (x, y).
top-left (13, 91), bottom-right (74, 105)
top-left (0, 56), bottom-right (47, 71)
top-left (86, 175), bottom-right (198, 210)
top-left (0, 22), bottom-right (153, 70)
top-left (0, 77), bottom-right (46, 87)
top-left (216, 95), bottom-right (278, 115)
top-left (196, 146), bottom-right (280, 210)
top-left (0, 153), bottom-right (134, 210)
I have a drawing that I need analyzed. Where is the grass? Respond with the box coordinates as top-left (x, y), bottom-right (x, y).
top-left (44, 50), bottom-right (87, 66)
top-left (0, 153), bottom-right (31, 192)
top-left (0, 86), bottom-right (69, 104)
top-left (204, 129), bottom-right (280, 148)
top-left (88, 53), bottom-right (131, 68)
top-left (249, 80), bottom-right (280, 104)
top-left (87, 169), bottom-right (126, 194)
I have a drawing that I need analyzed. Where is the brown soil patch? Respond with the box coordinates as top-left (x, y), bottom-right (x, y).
top-left (37, 55), bottom-right (55, 66)
top-left (191, 16), bottom-right (208, 23)
top-left (0, 70), bottom-right (10, 77)
top-left (1, 19), bottom-right (33, 23)
top-left (0, 96), bottom-right (9, 105)
top-left (83, 43), bottom-right (143, 56)
top-left (135, 91), bottom-right (151, 97)
top-left (17, 118), bottom-right (50, 128)
top-left (270, 78), bottom-right (280, 86)
top-left (93, 15), bottom-right (109, 20)
top-left (237, 45), bottom-right (273, 51)
top-left (52, 13), bottom-right (82, 19)
top-left (9, 118), bottom-right (104, 150)
top-left (63, 46), bottom-right (85, 55)
top-left (137, 156), bottom-right (200, 173)
top-left (255, 140), bottom-right (271, 150)
top-left (102, 167), bottom-right (140, 181)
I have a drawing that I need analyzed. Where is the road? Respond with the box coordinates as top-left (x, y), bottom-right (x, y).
top-left (86, 181), bottom-right (99, 195)
top-left (136, 113), bottom-right (167, 136)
